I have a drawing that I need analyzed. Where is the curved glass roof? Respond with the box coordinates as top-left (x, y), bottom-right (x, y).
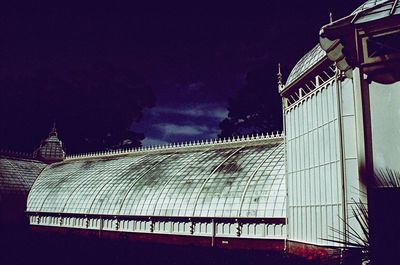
top-left (285, 44), bottom-right (326, 86)
top-left (27, 137), bottom-right (286, 218)
top-left (352, 0), bottom-right (388, 14)
top-left (0, 156), bottom-right (45, 196)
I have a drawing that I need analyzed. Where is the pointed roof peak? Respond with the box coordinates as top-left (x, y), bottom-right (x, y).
top-left (49, 122), bottom-right (58, 136)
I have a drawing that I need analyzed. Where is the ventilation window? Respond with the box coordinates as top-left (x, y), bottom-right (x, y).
top-left (367, 31), bottom-right (400, 58)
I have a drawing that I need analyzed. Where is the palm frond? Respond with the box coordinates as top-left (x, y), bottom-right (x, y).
top-left (374, 168), bottom-right (400, 187)
top-left (322, 199), bottom-right (369, 264)
top-left (321, 168), bottom-right (399, 264)
top-left (351, 200), bottom-right (369, 246)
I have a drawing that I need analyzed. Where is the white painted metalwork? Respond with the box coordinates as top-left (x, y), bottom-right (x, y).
top-left (65, 132), bottom-right (283, 160)
top-left (28, 136), bottom-right (286, 221)
top-left (30, 213), bottom-right (286, 239)
top-left (284, 58), bottom-right (366, 247)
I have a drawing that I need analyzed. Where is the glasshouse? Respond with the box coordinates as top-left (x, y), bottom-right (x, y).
top-left (1, 0), bottom-right (399, 262)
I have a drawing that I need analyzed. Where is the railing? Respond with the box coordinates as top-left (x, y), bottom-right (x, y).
top-left (66, 132), bottom-right (285, 160)
top-left (0, 149), bottom-right (34, 159)
top-left (28, 211), bottom-right (286, 239)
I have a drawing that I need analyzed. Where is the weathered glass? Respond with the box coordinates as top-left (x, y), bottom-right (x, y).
top-left (286, 45), bottom-right (325, 85)
top-left (28, 137), bottom-right (286, 219)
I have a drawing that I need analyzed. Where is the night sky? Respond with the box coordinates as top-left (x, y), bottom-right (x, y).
top-left (0, 1), bottom-right (365, 151)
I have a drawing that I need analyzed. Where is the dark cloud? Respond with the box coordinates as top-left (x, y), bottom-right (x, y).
top-left (151, 105), bottom-right (228, 120)
top-left (136, 103), bottom-right (228, 145)
top-left (0, 1), bottom-right (366, 150)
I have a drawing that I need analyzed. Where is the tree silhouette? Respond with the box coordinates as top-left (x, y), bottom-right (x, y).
top-left (219, 65), bottom-right (282, 138)
top-left (0, 63), bottom-right (155, 154)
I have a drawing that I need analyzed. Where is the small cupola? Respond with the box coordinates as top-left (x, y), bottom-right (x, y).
top-left (34, 124), bottom-right (66, 164)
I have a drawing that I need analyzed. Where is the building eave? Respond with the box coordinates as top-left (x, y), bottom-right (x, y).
top-left (319, 0), bottom-right (400, 83)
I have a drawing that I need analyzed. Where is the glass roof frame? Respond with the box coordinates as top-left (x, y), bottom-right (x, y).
top-left (28, 138), bottom-right (286, 219)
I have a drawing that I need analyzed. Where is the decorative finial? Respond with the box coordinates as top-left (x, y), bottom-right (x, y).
top-left (50, 121), bottom-right (57, 136)
top-left (277, 63), bottom-right (283, 91)
top-left (329, 12), bottom-right (333, 23)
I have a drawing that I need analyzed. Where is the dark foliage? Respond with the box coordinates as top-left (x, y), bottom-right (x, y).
top-left (323, 169), bottom-right (400, 264)
top-left (0, 63), bottom-right (155, 153)
top-left (374, 168), bottom-right (400, 187)
top-left (219, 65), bottom-right (282, 138)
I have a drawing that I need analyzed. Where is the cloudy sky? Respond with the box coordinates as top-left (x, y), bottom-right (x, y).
top-left (0, 1), bottom-right (365, 148)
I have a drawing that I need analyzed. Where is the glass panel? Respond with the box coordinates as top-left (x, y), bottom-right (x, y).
top-left (370, 81), bottom-right (400, 173)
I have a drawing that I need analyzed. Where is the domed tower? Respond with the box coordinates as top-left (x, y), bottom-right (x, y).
top-left (34, 124), bottom-right (65, 164)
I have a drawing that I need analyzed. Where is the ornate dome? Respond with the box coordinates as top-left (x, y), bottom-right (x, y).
top-left (34, 125), bottom-right (65, 164)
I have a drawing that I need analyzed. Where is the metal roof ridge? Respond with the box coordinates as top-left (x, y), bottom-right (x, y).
top-left (0, 149), bottom-right (35, 160)
top-left (65, 131), bottom-right (285, 160)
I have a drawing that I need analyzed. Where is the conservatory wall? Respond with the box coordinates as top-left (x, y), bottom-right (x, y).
top-left (286, 77), bottom-right (342, 245)
top-left (285, 73), bottom-right (364, 246)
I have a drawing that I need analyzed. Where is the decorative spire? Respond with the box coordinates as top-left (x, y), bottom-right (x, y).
top-left (277, 63), bottom-right (284, 92)
top-left (329, 12), bottom-right (333, 23)
top-left (50, 122), bottom-right (58, 136)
